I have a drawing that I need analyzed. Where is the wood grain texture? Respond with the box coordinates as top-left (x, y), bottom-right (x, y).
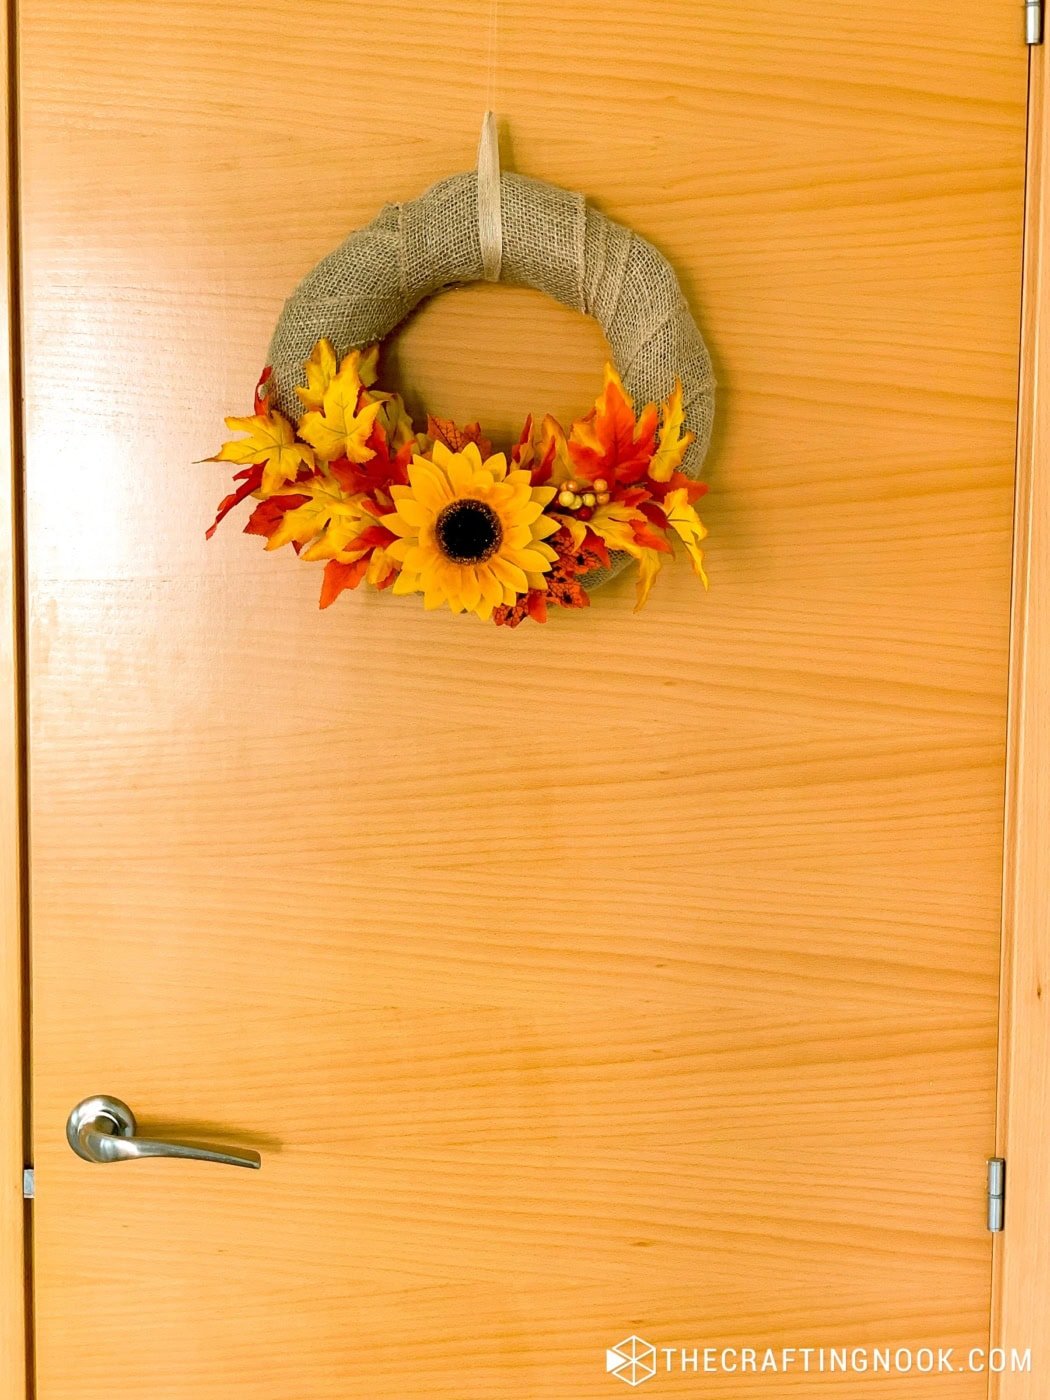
top-left (0, 2), bottom-right (27, 1395)
top-left (19, 1), bottom-right (1028, 1396)
top-left (990, 38), bottom-right (1050, 1400)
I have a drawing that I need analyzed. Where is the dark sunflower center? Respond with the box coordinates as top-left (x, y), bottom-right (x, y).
top-left (434, 498), bottom-right (503, 564)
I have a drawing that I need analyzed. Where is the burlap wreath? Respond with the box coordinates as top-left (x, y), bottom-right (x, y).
top-left (266, 168), bottom-right (715, 588)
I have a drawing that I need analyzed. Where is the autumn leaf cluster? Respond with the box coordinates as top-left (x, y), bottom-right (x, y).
top-left (206, 341), bottom-right (708, 623)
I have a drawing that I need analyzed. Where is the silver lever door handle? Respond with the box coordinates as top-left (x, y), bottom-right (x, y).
top-left (66, 1095), bottom-right (261, 1170)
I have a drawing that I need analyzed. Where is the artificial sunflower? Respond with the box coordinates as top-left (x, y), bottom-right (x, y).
top-left (381, 441), bottom-right (558, 619)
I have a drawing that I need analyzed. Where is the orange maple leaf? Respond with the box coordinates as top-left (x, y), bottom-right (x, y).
top-left (319, 557), bottom-right (369, 609)
top-left (567, 365), bottom-right (658, 485)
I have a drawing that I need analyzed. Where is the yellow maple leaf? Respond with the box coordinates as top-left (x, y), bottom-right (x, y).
top-left (364, 545), bottom-right (397, 587)
top-left (586, 500), bottom-right (672, 610)
top-left (538, 414), bottom-right (574, 483)
top-left (208, 412), bottom-right (314, 495)
top-left (295, 338), bottom-right (339, 413)
top-left (648, 381), bottom-right (695, 482)
top-left (357, 344), bottom-right (380, 387)
top-left (363, 391), bottom-right (416, 451)
top-left (297, 340), bottom-right (382, 415)
top-left (664, 487), bottom-right (709, 586)
top-left (587, 499), bottom-right (648, 554)
top-left (633, 547), bottom-right (664, 611)
top-left (299, 356), bottom-right (382, 465)
top-left (265, 479), bottom-right (369, 561)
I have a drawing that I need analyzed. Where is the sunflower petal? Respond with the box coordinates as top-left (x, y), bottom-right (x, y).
top-left (392, 498), bottom-right (431, 528)
top-left (478, 566), bottom-right (503, 613)
top-left (380, 511), bottom-right (417, 540)
top-left (392, 569), bottom-right (421, 595)
top-left (430, 441), bottom-right (455, 471)
top-left (489, 556), bottom-right (529, 595)
top-left (459, 569), bottom-right (482, 614)
top-left (446, 453), bottom-right (474, 494)
top-left (409, 458), bottom-right (453, 508)
top-left (507, 548), bottom-right (555, 573)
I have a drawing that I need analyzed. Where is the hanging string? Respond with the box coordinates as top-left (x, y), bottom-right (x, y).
top-left (476, 110), bottom-right (503, 283)
top-left (476, 0), bottom-right (503, 282)
top-left (484, 0), bottom-right (499, 112)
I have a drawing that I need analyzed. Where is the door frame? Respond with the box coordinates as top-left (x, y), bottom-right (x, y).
top-left (0, 0), bottom-right (27, 1395)
top-left (990, 34), bottom-right (1050, 1397)
top-left (0, 26), bottom-right (1047, 1400)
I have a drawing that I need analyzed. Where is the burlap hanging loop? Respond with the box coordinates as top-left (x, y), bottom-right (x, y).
top-left (266, 168), bottom-right (715, 587)
top-left (476, 111), bottom-right (503, 283)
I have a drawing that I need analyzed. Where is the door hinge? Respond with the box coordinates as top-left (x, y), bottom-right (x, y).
top-left (987, 1157), bottom-right (1005, 1232)
top-left (1026, 0), bottom-right (1044, 44)
top-left (21, 1167), bottom-right (34, 1201)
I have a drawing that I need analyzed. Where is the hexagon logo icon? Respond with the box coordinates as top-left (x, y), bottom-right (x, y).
top-left (606, 1335), bottom-right (657, 1387)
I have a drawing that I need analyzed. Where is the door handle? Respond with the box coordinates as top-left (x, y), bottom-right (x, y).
top-left (66, 1095), bottom-right (261, 1170)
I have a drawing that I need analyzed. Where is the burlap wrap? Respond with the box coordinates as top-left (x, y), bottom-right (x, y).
top-left (267, 170), bottom-right (714, 588)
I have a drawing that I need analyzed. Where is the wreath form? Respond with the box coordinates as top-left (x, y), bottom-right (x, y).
top-left (264, 166), bottom-right (716, 591)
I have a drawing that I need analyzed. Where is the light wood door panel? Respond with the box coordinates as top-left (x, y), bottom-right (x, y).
top-left (21, 0), bottom-right (1027, 1396)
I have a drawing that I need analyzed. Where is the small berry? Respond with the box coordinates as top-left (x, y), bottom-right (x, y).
top-left (594, 478), bottom-right (608, 492)
top-left (558, 490), bottom-right (575, 508)
top-left (582, 492), bottom-right (596, 508)
top-left (578, 506), bottom-right (594, 521)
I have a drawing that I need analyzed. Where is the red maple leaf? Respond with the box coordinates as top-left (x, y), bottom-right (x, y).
top-left (206, 464), bottom-right (262, 539)
top-left (243, 493), bottom-right (309, 541)
top-left (329, 421), bottom-right (412, 497)
top-left (253, 366), bottom-right (274, 414)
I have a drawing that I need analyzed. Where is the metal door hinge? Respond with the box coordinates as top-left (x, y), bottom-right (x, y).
top-left (22, 1167), bottom-right (34, 1200)
top-left (987, 1158), bottom-right (1005, 1232)
top-left (1026, 0), bottom-right (1044, 44)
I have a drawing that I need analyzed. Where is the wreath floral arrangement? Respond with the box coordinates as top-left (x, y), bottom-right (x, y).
top-left (207, 338), bottom-right (708, 626)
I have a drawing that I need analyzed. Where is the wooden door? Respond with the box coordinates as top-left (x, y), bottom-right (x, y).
top-left (21, 1), bottom-right (1028, 1396)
